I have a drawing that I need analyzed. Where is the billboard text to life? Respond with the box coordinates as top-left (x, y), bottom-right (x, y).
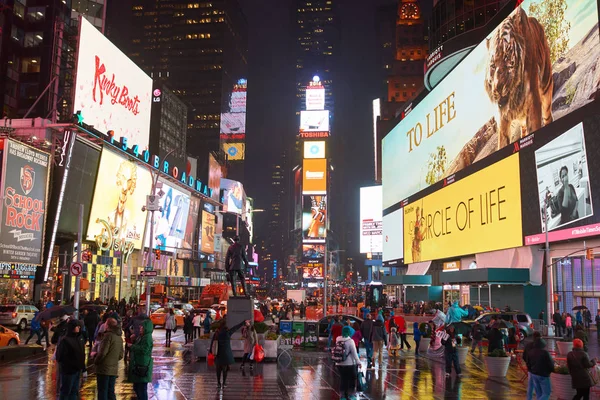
top-left (403, 153), bottom-right (523, 264)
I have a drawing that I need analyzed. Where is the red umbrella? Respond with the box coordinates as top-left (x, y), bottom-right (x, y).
top-left (254, 309), bottom-right (265, 323)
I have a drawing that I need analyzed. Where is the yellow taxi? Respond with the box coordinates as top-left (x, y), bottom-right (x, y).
top-left (150, 308), bottom-right (185, 328)
top-left (0, 324), bottom-right (20, 346)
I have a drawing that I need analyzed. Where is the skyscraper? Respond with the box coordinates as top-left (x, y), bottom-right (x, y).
top-left (265, 151), bottom-right (289, 280)
top-left (106, 0), bottom-right (248, 177)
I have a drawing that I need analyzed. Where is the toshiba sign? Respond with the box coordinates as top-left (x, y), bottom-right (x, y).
top-left (302, 159), bottom-right (327, 194)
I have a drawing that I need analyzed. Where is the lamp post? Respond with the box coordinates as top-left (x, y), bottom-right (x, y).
top-left (324, 249), bottom-right (345, 318)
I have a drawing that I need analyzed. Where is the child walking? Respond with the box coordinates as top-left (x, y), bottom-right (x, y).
top-left (413, 322), bottom-right (422, 356)
top-left (388, 327), bottom-right (401, 358)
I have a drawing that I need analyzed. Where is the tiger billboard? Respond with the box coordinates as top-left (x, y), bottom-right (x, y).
top-left (382, 0), bottom-right (600, 212)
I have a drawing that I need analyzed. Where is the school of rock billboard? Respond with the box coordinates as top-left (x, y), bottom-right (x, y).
top-left (0, 139), bottom-right (51, 265)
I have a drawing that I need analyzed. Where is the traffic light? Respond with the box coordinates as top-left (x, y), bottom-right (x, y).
top-left (586, 248), bottom-right (594, 260)
top-left (154, 249), bottom-right (161, 260)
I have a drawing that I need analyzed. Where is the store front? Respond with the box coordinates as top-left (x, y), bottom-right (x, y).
top-left (553, 255), bottom-right (600, 313)
top-left (381, 275), bottom-right (436, 304)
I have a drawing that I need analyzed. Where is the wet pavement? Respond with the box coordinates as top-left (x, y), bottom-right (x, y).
top-left (4, 328), bottom-right (600, 399)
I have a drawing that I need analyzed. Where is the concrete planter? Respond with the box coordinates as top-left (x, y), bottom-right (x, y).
top-left (193, 339), bottom-right (211, 358)
top-left (419, 337), bottom-right (431, 353)
top-left (484, 356), bottom-right (511, 377)
top-left (262, 338), bottom-right (279, 360)
top-left (457, 346), bottom-right (469, 364)
top-left (557, 341), bottom-right (572, 356)
top-left (551, 373), bottom-right (576, 399)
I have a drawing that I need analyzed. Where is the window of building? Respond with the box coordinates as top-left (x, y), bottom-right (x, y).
top-left (19, 82), bottom-right (39, 100)
top-left (26, 7), bottom-right (45, 22)
top-left (24, 32), bottom-right (44, 47)
top-left (21, 57), bottom-right (41, 73)
top-left (403, 92), bottom-right (407, 97)
top-left (11, 26), bottom-right (24, 45)
top-left (13, 2), bottom-right (25, 19)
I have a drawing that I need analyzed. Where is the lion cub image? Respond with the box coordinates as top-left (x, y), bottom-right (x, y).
top-left (485, 6), bottom-right (553, 149)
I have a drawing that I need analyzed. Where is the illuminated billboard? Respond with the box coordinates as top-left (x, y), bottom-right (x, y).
top-left (220, 113), bottom-right (246, 134)
top-left (383, 208), bottom-right (403, 263)
top-left (0, 139), bottom-right (51, 265)
top-left (403, 153), bottom-right (523, 264)
top-left (87, 148), bottom-right (152, 251)
top-left (302, 244), bottom-right (325, 268)
top-left (382, 0), bottom-right (600, 210)
top-left (360, 186), bottom-right (383, 254)
top-left (230, 90), bottom-right (247, 113)
top-left (144, 179), bottom-right (191, 252)
top-left (306, 86), bottom-right (325, 111)
top-left (200, 210), bottom-right (215, 255)
top-left (208, 153), bottom-right (222, 202)
top-left (300, 110), bottom-right (330, 133)
top-left (302, 195), bottom-right (327, 242)
top-left (180, 196), bottom-right (200, 259)
top-left (73, 18), bottom-right (152, 150)
top-left (303, 266), bottom-right (324, 279)
top-left (222, 142), bottom-right (245, 161)
top-left (302, 159), bottom-right (327, 194)
top-left (303, 141), bottom-right (326, 159)
top-left (221, 178), bottom-right (246, 215)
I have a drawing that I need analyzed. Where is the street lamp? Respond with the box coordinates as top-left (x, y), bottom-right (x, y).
top-left (324, 249), bottom-right (345, 318)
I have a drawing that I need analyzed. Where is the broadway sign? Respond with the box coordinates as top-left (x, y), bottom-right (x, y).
top-left (0, 139), bottom-right (51, 265)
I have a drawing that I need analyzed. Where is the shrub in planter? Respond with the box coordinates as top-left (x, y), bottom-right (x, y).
top-left (557, 338), bottom-right (573, 355)
top-left (484, 349), bottom-right (511, 377)
top-left (266, 332), bottom-right (278, 341)
top-left (254, 322), bottom-right (269, 334)
top-left (457, 345), bottom-right (469, 364)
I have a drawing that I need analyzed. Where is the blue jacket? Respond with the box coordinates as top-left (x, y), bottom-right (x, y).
top-left (30, 313), bottom-right (41, 332)
top-left (413, 322), bottom-right (422, 341)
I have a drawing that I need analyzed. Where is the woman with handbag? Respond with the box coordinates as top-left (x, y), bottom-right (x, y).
top-left (240, 321), bottom-right (258, 371)
top-left (128, 319), bottom-right (154, 400)
top-left (209, 317), bottom-right (249, 389)
top-left (165, 309), bottom-right (176, 347)
top-left (567, 338), bottom-right (597, 400)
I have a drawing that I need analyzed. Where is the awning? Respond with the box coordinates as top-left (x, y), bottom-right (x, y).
top-left (382, 275), bottom-right (432, 286)
top-left (406, 261), bottom-right (432, 275)
top-left (439, 268), bottom-right (530, 285)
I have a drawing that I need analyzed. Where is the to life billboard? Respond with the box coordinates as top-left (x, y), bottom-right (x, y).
top-left (403, 153), bottom-right (523, 264)
top-left (302, 159), bottom-right (327, 195)
top-left (0, 139), bottom-right (50, 265)
top-left (360, 186), bottom-right (383, 254)
top-left (87, 148), bottom-right (152, 252)
top-left (382, 0), bottom-right (600, 211)
top-left (73, 18), bottom-right (152, 150)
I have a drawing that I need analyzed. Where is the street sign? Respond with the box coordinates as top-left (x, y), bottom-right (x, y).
top-left (141, 270), bottom-right (157, 277)
top-left (60, 265), bottom-right (69, 273)
top-left (70, 262), bottom-right (83, 276)
top-left (146, 195), bottom-right (160, 211)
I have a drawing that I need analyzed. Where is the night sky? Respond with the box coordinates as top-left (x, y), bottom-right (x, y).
top-left (241, 0), bottom-right (397, 256)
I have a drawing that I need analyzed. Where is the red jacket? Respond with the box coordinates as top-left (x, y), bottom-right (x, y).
top-left (331, 324), bottom-right (343, 343)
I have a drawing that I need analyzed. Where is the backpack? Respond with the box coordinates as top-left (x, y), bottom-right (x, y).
top-left (331, 340), bottom-right (348, 363)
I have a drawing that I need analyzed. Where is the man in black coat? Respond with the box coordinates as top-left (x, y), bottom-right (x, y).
top-left (83, 309), bottom-right (100, 348)
top-left (225, 236), bottom-right (248, 296)
top-left (524, 335), bottom-right (554, 399)
top-left (553, 309), bottom-right (563, 337)
top-left (56, 320), bottom-right (86, 398)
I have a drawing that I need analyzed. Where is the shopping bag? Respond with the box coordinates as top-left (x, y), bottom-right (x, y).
top-left (254, 344), bottom-right (265, 363)
top-left (249, 346), bottom-right (255, 361)
top-left (356, 371), bottom-right (367, 392)
top-left (207, 352), bottom-right (215, 367)
top-left (589, 364), bottom-right (600, 386)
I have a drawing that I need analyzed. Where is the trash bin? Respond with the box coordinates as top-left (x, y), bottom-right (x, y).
top-left (544, 324), bottom-right (555, 337)
top-left (292, 321), bottom-right (305, 347)
top-left (304, 321), bottom-right (319, 348)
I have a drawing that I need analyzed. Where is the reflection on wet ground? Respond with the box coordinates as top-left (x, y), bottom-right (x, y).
top-left (7, 328), bottom-right (598, 399)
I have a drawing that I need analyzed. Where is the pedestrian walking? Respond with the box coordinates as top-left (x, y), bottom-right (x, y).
top-left (333, 326), bottom-right (361, 400)
top-left (567, 338), bottom-right (597, 400)
top-left (487, 322), bottom-right (504, 355)
top-left (192, 312), bottom-right (202, 339)
top-left (523, 332), bottom-right (553, 400)
top-left (441, 325), bottom-right (462, 377)
top-left (595, 310), bottom-right (600, 340)
top-left (209, 317), bottom-right (248, 389)
top-left (329, 317), bottom-right (343, 349)
top-left (538, 309), bottom-right (545, 322)
top-left (92, 318), bottom-right (124, 400)
top-left (574, 325), bottom-right (589, 352)
top-left (553, 309), bottom-right (563, 337)
top-left (183, 311), bottom-right (194, 344)
top-left (299, 301), bottom-right (306, 319)
top-left (24, 311), bottom-right (42, 345)
top-left (576, 310), bottom-right (583, 327)
top-left (413, 322), bottom-right (422, 356)
top-left (56, 320), bottom-right (86, 400)
top-left (240, 321), bottom-right (258, 371)
top-left (360, 314), bottom-right (374, 365)
top-left (371, 318), bottom-right (387, 367)
top-left (84, 309), bottom-right (101, 348)
top-left (40, 318), bottom-right (51, 347)
top-left (128, 319), bottom-right (153, 400)
top-left (123, 310), bottom-right (134, 363)
top-left (388, 327), bottom-right (401, 358)
top-left (566, 313), bottom-right (573, 338)
top-left (351, 321), bottom-right (362, 350)
top-left (397, 316), bottom-right (411, 350)
top-left (165, 308), bottom-right (176, 347)
top-left (470, 320), bottom-right (485, 354)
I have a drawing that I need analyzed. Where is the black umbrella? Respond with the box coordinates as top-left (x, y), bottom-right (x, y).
top-left (79, 304), bottom-right (105, 313)
top-left (572, 305), bottom-right (588, 311)
top-left (35, 305), bottom-right (76, 321)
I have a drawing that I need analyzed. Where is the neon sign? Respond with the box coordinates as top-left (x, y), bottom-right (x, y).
top-left (94, 218), bottom-right (135, 264)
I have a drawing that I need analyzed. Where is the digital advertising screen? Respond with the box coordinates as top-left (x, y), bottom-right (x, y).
top-left (0, 140), bottom-right (50, 265)
top-left (144, 180), bottom-right (191, 252)
top-left (73, 18), bottom-right (152, 150)
top-left (403, 153), bottom-right (523, 264)
top-left (208, 153), bottom-right (222, 202)
top-left (360, 186), bottom-right (383, 254)
top-left (306, 86), bottom-right (325, 111)
top-left (200, 210), bottom-right (215, 255)
top-left (303, 266), bottom-right (324, 279)
top-left (221, 178), bottom-right (246, 215)
top-left (300, 110), bottom-right (330, 133)
top-left (382, 0), bottom-right (600, 211)
top-left (180, 196), bottom-right (200, 259)
top-left (87, 148), bottom-right (152, 250)
top-left (302, 195), bottom-right (327, 242)
top-left (302, 159), bottom-right (327, 194)
top-left (302, 244), bottom-right (325, 268)
top-left (220, 113), bottom-right (246, 134)
top-left (303, 141), bottom-right (326, 159)
top-left (230, 90), bottom-right (247, 113)
top-left (222, 142), bottom-right (245, 161)
top-left (521, 103), bottom-right (600, 245)
top-left (383, 208), bottom-right (404, 263)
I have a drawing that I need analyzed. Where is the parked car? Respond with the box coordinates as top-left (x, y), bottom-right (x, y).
top-left (317, 315), bottom-right (364, 338)
top-left (0, 325), bottom-right (19, 347)
top-left (0, 305), bottom-right (39, 331)
top-left (150, 308), bottom-right (185, 328)
top-left (464, 311), bottom-right (534, 340)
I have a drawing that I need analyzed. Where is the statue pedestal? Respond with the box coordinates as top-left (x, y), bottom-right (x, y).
top-left (227, 297), bottom-right (254, 331)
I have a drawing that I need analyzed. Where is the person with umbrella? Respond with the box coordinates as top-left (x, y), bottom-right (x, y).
top-left (56, 319), bottom-right (86, 399)
top-left (83, 309), bottom-right (101, 348)
top-left (576, 310), bottom-right (583, 327)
